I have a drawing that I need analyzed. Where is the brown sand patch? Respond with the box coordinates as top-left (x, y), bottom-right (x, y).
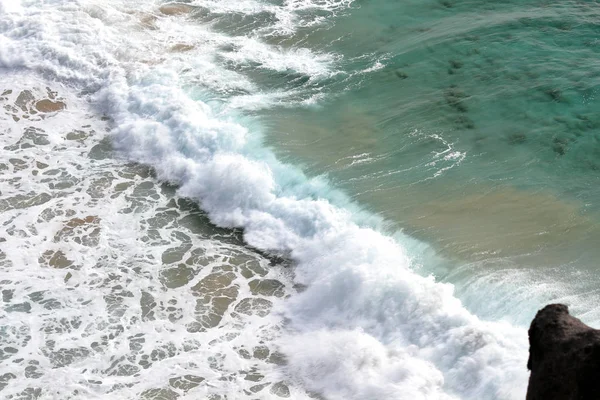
top-left (35, 99), bottom-right (66, 113)
top-left (54, 216), bottom-right (101, 246)
top-left (65, 215), bottom-right (101, 229)
top-left (139, 13), bottom-right (158, 30)
top-left (170, 43), bottom-right (195, 53)
top-left (159, 4), bottom-right (195, 16)
top-left (140, 57), bottom-right (166, 66)
top-left (400, 186), bottom-right (599, 263)
top-left (2, 88), bottom-right (66, 120)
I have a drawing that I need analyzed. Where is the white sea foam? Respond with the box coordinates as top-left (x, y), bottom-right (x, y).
top-left (0, 74), bottom-right (305, 399)
top-left (0, 0), bottom-right (530, 399)
top-left (187, 0), bottom-right (354, 35)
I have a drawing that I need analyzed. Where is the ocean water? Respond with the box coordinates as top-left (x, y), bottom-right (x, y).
top-left (0, 1), bottom-right (598, 399)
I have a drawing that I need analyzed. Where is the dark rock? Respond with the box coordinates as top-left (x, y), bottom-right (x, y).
top-left (527, 304), bottom-right (600, 400)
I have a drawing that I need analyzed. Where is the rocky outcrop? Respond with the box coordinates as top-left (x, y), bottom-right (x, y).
top-left (527, 304), bottom-right (600, 400)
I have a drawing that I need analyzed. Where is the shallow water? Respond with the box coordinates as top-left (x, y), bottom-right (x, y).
top-left (0, 0), bottom-right (598, 399)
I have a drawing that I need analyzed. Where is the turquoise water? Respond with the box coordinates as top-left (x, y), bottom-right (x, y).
top-left (239, 0), bottom-right (600, 322)
top-left (250, 0), bottom-right (600, 213)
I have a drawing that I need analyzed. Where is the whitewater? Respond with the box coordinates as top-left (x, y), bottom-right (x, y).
top-left (0, 0), bottom-right (538, 399)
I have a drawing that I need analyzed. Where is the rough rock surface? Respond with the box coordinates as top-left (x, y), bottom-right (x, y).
top-left (527, 304), bottom-right (600, 400)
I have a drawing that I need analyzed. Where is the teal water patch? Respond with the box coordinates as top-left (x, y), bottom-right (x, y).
top-left (242, 0), bottom-right (600, 322)
top-left (258, 0), bottom-right (600, 194)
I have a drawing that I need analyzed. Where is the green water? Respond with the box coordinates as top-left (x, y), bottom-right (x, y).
top-left (243, 0), bottom-right (600, 322)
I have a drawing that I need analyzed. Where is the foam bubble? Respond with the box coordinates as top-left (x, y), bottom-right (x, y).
top-left (280, 329), bottom-right (456, 400)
